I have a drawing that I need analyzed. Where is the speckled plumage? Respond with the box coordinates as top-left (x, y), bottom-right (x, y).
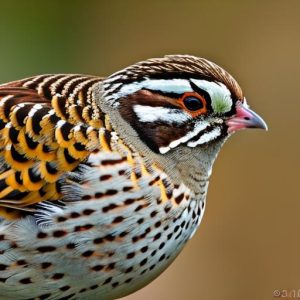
top-left (0, 55), bottom-right (267, 300)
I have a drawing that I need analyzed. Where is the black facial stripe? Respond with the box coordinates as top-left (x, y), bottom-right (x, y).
top-left (189, 80), bottom-right (212, 112)
top-left (186, 125), bottom-right (212, 144)
top-left (183, 123), bottom-right (228, 146)
top-left (223, 100), bottom-right (237, 117)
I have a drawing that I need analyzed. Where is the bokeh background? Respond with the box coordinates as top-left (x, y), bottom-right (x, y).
top-left (0, 0), bottom-right (299, 299)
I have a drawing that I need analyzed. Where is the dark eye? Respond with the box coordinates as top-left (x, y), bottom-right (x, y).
top-left (183, 96), bottom-right (204, 111)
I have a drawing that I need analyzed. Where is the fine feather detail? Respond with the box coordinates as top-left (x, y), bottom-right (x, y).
top-left (0, 75), bottom-right (106, 219)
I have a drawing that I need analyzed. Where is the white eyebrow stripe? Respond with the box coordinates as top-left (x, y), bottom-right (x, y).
top-left (187, 127), bottom-right (221, 147)
top-left (116, 78), bottom-right (192, 99)
top-left (142, 79), bottom-right (192, 93)
top-left (133, 105), bottom-right (191, 124)
top-left (190, 79), bottom-right (231, 95)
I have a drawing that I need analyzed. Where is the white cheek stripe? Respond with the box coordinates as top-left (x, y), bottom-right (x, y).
top-left (159, 121), bottom-right (209, 154)
top-left (133, 105), bottom-right (191, 124)
top-left (187, 127), bottom-right (221, 147)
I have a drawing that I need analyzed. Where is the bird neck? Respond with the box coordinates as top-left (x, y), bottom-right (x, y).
top-left (163, 140), bottom-right (226, 195)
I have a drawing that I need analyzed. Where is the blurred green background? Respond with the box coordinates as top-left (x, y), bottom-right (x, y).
top-left (0, 0), bottom-right (299, 299)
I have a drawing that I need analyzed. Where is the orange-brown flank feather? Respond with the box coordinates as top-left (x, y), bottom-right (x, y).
top-left (0, 75), bottom-right (105, 219)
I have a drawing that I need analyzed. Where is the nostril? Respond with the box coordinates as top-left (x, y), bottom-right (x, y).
top-left (244, 117), bottom-right (250, 120)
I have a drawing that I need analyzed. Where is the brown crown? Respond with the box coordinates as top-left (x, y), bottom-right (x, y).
top-left (106, 55), bottom-right (243, 101)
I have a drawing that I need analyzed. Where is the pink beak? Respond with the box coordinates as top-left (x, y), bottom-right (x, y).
top-left (226, 102), bottom-right (268, 133)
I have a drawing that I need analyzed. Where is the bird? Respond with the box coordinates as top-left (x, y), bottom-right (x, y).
top-left (0, 55), bottom-right (267, 300)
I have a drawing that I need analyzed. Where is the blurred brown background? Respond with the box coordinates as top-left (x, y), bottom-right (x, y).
top-left (0, 0), bottom-right (299, 299)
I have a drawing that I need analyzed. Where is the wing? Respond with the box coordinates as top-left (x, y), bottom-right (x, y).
top-left (0, 74), bottom-right (108, 219)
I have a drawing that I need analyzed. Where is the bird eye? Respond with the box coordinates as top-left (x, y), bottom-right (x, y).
top-left (183, 96), bottom-right (204, 111)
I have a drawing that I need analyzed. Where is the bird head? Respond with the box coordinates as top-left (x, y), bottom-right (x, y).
top-left (101, 55), bottom-right (267, 152)
top-left (98, 55), bottom-right (267, 186)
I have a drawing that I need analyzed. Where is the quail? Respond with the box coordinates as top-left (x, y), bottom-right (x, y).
top-left (0, 55), bottom-right (267, 300)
